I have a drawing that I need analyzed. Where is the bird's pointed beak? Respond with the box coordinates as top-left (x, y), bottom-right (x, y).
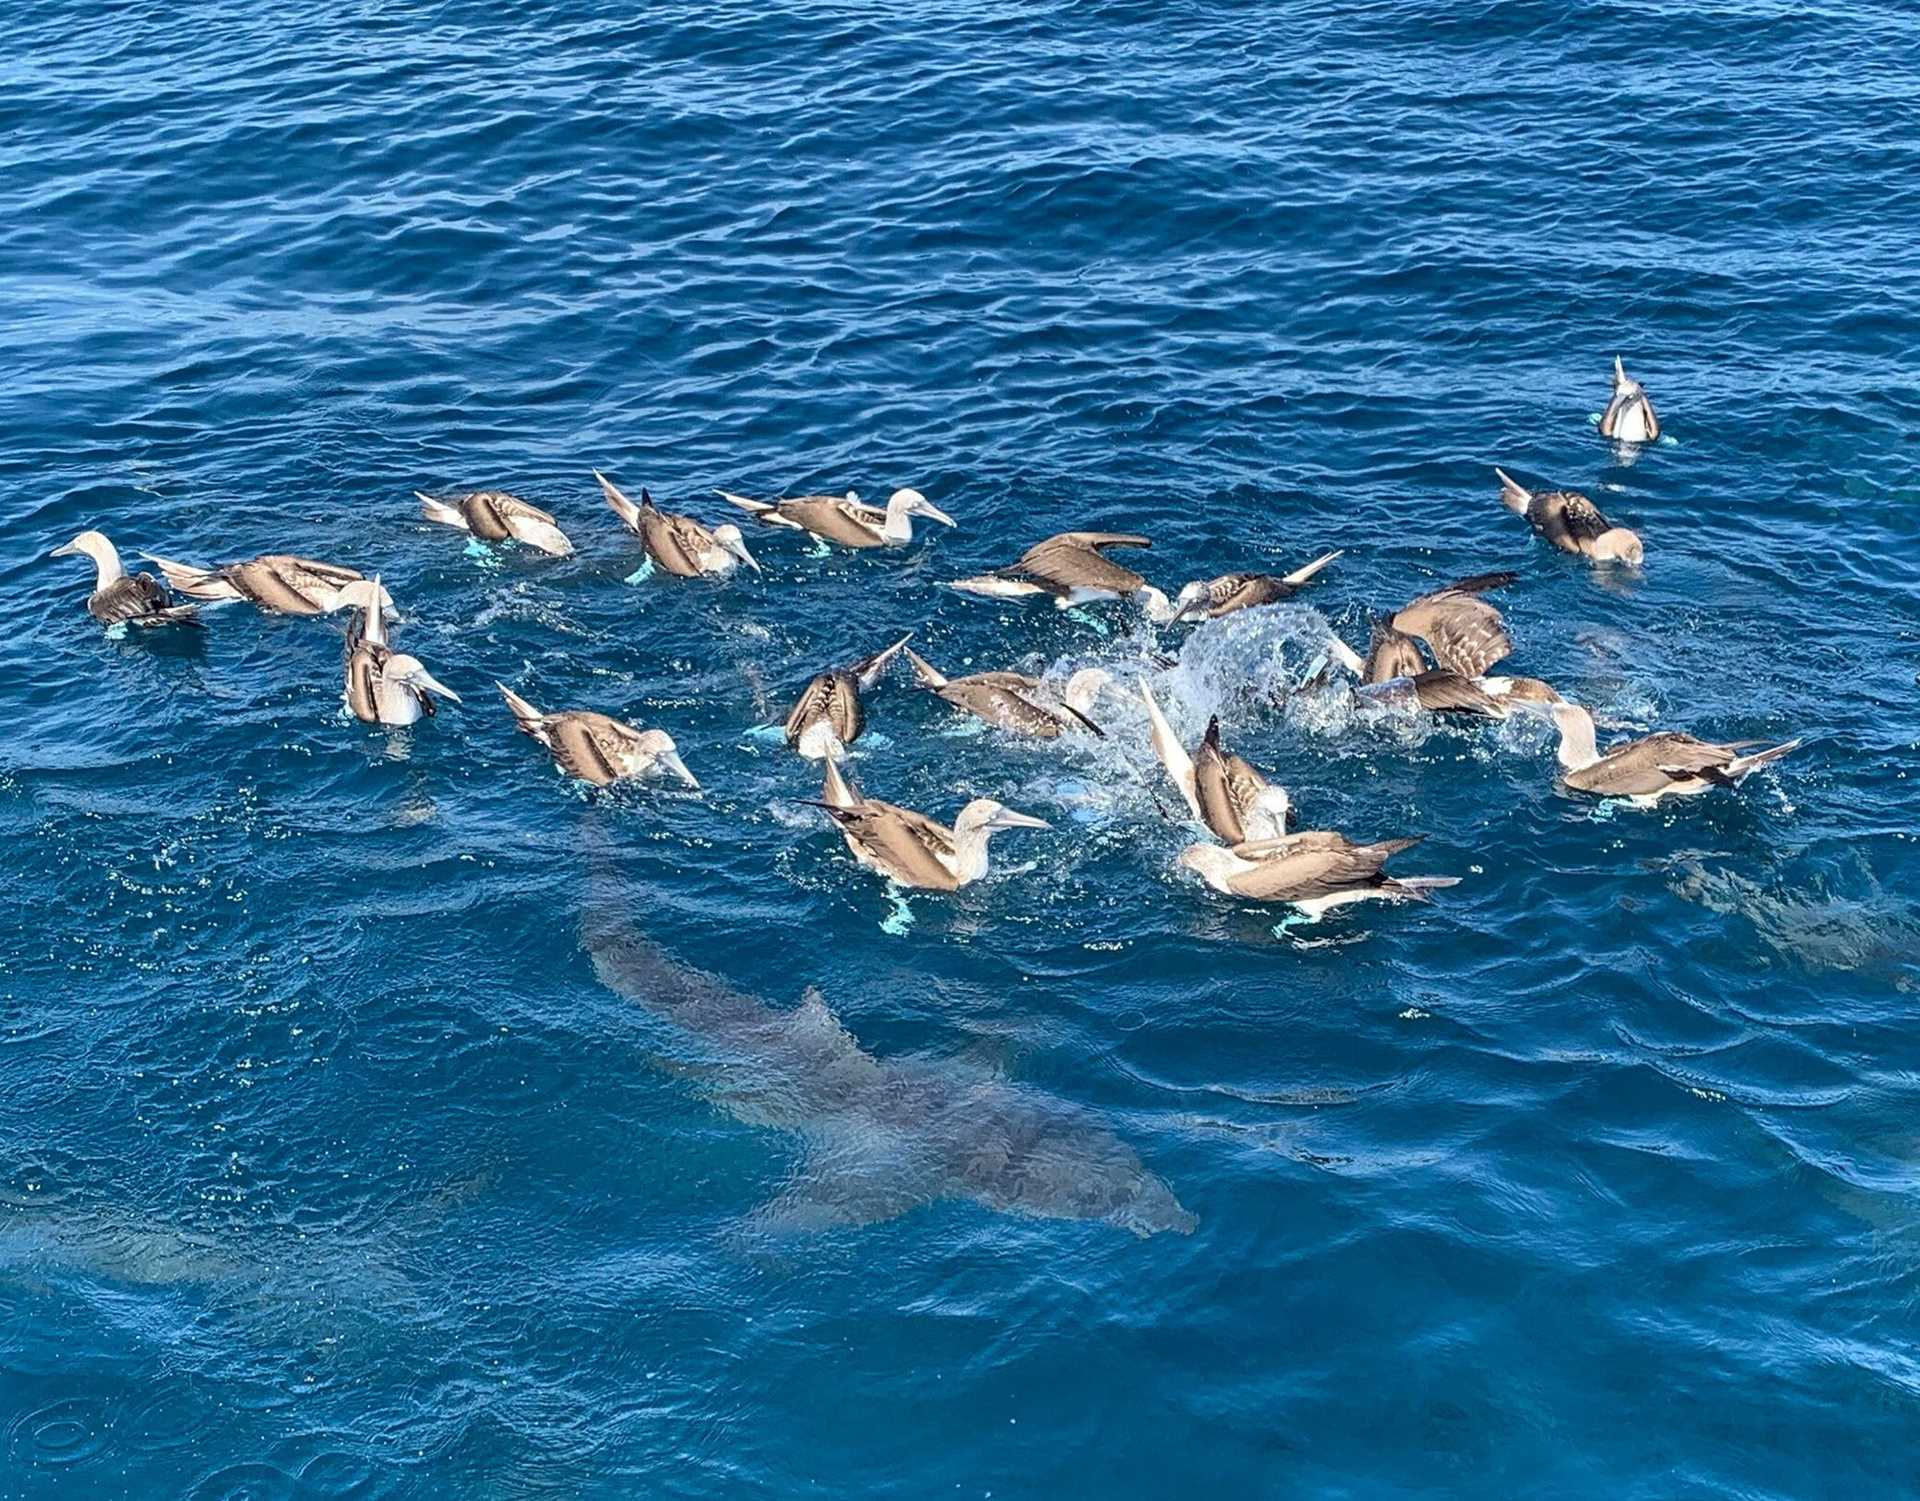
top-left (991, 808), bottom-right (1051, 832)
top-left (921, 501), bottom-right (957, 528)
top-left (407, 668), bottom-right (461, 704)
top-left (49, 541), bottom-right (78, 558)
top-left (661, 750), bottom-right (699, 789)
top-left (728, 537), bottom-right (762, 573)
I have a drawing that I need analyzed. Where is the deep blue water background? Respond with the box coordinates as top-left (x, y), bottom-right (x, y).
top-left (5, 1), bottom-right (1920, 1495)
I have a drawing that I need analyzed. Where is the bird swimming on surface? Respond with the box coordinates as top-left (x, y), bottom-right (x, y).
top-left (1598, 356), bottom-right (1661, 444)
top-left (1496, 469), bottom-right (1644, 566)
top-left (596, 471), bottom-right (759, 577)
top-left (1324, 573), bottom-right (1520, 684)
top-left (950, 532), bottom-right (1179, 617)
top-left (50, 531), bottom-right (201, 628)
top-left (336, 579), bottom-right (460, 726)
top-left (1164, 551), bottom-right (1343, 622)
top-left (417, 488), bottom-right (575, 556)
top-left (1176, 832), bottom-right (1459, 918)
top-left (1540, 702), bottom-right (1802, 806)
top-left (716, 487), bottom-right (954, 549)
top-left (808, 759), bottom-right (1049, 892)
top-left (905, 649), bottom-right (1110, 739)
top-left (783, 633), bottom-right (915, 760)
top-left (141, 552), bottom-right (389, 615)
top-left (1140, 684), bottom-right (1290, 843)
top-left (498, 683), bottom-right (698, 788)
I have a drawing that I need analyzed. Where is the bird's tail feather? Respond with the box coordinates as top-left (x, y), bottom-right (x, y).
top-left (1724, 738), bottom-right (1804, 783)
top-left (1283, 549), bottom-right (1343, 586)
top-left (417, 494), bottom-right (470, 531)
top-left (141, 555), bottom-right (239, 601)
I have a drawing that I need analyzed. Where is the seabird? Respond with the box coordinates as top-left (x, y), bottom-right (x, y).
top-left (498, 683), bottom-right (697, 788)
top-left (1140, 684), bottom-right (1289, 842)
top-left (1542, 702), bottom-right (1802, 806)
top-left (50, 531), bottom-right (201, 629)
top-left (596, 472), bottom-right (759, 577)
top-left (1599, 356), bottom-right (1662, 444)
top-left (416, 489), bottom-right (574, 556)
top-left (1385, 572), bottom-right (1517, 676)
top-left (905, 649), bottom-right (1109, 738)
top-left (1177, 832), bottom-right (1459, 918)
top-left (1166, 551), bottom-right (1343, 622)
top-left (951, 532), bottom-right (1177, 616)
top-left (808, 761), bottom-right (1049, 892)
top-left (716, 487), bottom-right (954, 549)
top-left (1319, 578), bottom-right (1558, 717)
top-left (141, 552), bottom-right (388, 615)
top-left (336, 579), bottom-right (460, 726)
top-left (1496, 469), bottom-right (1643, 565)
top-left (783, 633), bottom-right (915, 760)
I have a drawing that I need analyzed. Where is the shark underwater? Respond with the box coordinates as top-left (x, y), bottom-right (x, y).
top-left (582, 859), bottom-right (1196, 1239)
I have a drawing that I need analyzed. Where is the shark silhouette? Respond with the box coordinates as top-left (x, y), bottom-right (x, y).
top-left (582, 858), bottom-right (1196, 1239)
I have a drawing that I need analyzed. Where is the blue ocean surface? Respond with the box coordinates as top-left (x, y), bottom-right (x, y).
top-left (5, 1), bottom-right (1919, 1495)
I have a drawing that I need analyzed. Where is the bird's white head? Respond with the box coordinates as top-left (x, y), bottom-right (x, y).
top-left (711, 523), bottom-right (761, 573)
top-left (1170, 581), bottom-right (1211, 622)
top-left (1176, 843), bottom-right (1242, 887)
top-left (388, 654), bottom-right (460, 704)
top-left (637, 729), bottom-right (698, 788)
top-left (1590, 527), bottom-right (1644, 566)
top-left (50, 529), bottom-right (124, 585)
top-left (889, 488), bottom-right (955, 528)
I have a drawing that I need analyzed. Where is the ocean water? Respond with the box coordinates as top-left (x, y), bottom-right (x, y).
top-left (5, 0), bottom-right (1920, 1495)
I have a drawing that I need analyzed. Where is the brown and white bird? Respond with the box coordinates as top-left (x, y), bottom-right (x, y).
top-left (1599, 356), bottom-right (1661, 444)
top-left (717, 487), bottom-right (954, 549)
top-left (1543, 702), bottom-right (1802, 807)
top-left (50, 531), bottom-right (201, 629)
top-left (783, 634), bottom-right (915, 760)
top-left (809, 759), bottom-right (1049, 892)
top-left (951, 531), bottom-right (1176, 616)
top-left (905, 650), bottom-right (1108, 739)
top-left (417, 489), bottom-right (574, 556)
top-left (336, 579), bottom-right (459, 726)
top-left (1177, 832), bottom-right (1458, 918)
top-left (1496, 469), bottom-right (1644, 566)
top-left (498, 683), bottom-right (697, 788)
top-left (1165, 551), bottom-right (1343, 622)
top-left (1140, 684), bottom-right (1290, 842)
top-left (142, 552), bottom-right (388, 615)
top-left (596, 472), bottom-right (759, 577)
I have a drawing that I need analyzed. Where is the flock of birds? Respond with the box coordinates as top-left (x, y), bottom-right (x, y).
top-left (50, 358), bottom-right (1805, 919)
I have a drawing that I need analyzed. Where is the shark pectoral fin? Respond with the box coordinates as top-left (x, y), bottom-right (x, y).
top-left (754, 1129), bottom-right (932, 1234)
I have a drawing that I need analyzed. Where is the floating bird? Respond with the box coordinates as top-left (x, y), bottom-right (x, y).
top-left (951, 532), bottom-right (1177, 616)
top-left (50, 531), bottom-right (201, 628)
top-left (1321, 637), bottom-right (1564, 718)
top-left (1542, 702), bottom-right (1802, 806)
top-left (1599, 356), bottom-right (1661, 444)
top-left (905, 650), bottom-right (1109, 738)
top-left (337, 579), bottom-right (459, 726)
top-left (716, 487), bottom-right (954, 550)
top-left (1388, 572), bottom-right (1517, 676)
top-left (784, 634), bottom-right (915, 760)
top-left (1140, 684), bottom-right (1289, 842)
top-left (141, 552), bottom-right (387, 615)
top-left (1165, 551), bottom-right (1343, 622)
top-left (808, 762), bottom-right (1049, 892)
top-left (416, 489), bottom-right (574, 556)
top-left (596, 472), bottom-right (759, 577)
top-left (498, 683), bottom-right (697, 788)
top-left (1177, 832), bottom-right (1458, 918)
top-left (1496, 469), bottom-right (1643, 566)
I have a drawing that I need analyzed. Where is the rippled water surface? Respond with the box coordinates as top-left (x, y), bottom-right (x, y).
top-left (6, 1), bottom-right (1920, 1495)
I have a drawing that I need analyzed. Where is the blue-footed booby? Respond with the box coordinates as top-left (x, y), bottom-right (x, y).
top-left (499, 683), bottom-right (698, 788)
top-left (905, 650), bottom-right (1109, 738)
top-left (336, 579), bottom-right (459, 726)
top-left (784, 634), bottom-right (915, 760)
top-left (808, 762), bottom-right (1049, 892)
top-left (51, 531), bottom-right (201, 628)
top-left (1496, 469), bottom-right (1643, 565)
top-left (1599, 356), bottom-right (1661, 443)
top-left (1542, 703), bottom-right (1802, 806)
top-left (417, 489), bottom-right (574, 556)
top-left (142, 552), bottom-right (387, 615)
top-left (1177, 832), bottom-right (1459, 917)
top-left (717, 487), bottom-right (953, 549)
top-left (596, 472), bottom-right (759, 577)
